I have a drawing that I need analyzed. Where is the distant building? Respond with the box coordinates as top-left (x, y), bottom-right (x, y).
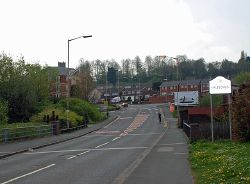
top-left (159, 79), bottom-right (210, 103)
top-left (49, 62), bottom-right (76, 98)
top-left (96, 82), bottom-right (157, 102)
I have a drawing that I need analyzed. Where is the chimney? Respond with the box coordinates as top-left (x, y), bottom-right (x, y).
top-left (58, 62), bottom-right (66, 67)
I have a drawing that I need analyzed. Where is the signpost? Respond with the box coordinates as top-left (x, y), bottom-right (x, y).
top-left (209, 76), bottom-right (232, 142)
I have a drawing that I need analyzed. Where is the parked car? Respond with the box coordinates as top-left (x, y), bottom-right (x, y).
top-left (121, 102), bottom-right (128, 107)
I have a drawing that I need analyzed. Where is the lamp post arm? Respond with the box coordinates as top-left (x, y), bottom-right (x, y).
top-left (69, 35), bottom-right (92, 42)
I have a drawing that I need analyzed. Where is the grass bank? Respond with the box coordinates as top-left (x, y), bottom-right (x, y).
top-left (189, 141), bottom-right (250, 184)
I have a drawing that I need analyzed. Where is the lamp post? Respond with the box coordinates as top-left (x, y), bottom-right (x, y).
top-left (66, 35), bottom-right (92, 128)
top-left (165, 56), bottom-right (180, 126)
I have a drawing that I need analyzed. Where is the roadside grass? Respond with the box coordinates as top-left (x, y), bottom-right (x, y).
top-left (189, 141), bottom-right (250, 184)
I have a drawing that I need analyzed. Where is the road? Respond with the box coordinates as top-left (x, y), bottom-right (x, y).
top-left (0, 104), bottom-right (167, 184)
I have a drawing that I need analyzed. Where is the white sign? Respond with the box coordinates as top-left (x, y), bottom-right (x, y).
top-left (209, 76), bottom-right (231, 94)
top-left (174, 91), bottom-right (199, 106)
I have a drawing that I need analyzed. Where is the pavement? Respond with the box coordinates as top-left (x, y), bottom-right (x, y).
top-left (0, 105), bottom-right (194, 184)
top-left (123, 105), bottom-right (194, 184)
top-left (0, 114), bottom-right (118, 159)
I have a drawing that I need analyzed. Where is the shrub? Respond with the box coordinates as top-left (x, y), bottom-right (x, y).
top-left (232, 84), bottom-right (250, 142)
top-left (59, 98), bottom-right (105, 122)
top-left (199, 94), bottom-right (223, 107)
top-left (30, 107), bottom-right (83, 127)
top-left (0, 100), bottom-right (8, 125)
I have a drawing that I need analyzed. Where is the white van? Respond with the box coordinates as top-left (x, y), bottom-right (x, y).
top-left (111, 97), bottom-right (121, 103)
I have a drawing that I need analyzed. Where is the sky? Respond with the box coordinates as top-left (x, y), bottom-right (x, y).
top-left (0, 0), bottom-right (250, 68)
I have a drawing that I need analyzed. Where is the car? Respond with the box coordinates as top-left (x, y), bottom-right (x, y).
top-left (121, 102), bottom-right (128, 107)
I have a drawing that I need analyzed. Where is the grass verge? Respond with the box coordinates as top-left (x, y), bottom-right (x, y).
top-left (189, 141), bottom-right (250, 184)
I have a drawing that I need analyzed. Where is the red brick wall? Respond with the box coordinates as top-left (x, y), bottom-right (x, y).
top-left (149, 96), bottom-right (167, 103)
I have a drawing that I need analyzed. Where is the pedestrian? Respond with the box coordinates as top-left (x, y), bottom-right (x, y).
top-left (158, 112), bottom-right (162, 123)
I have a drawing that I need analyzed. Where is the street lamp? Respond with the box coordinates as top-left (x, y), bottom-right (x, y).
top-left (66, 35), bottom-right (92, 128)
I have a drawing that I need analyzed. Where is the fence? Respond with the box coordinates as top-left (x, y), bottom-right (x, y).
top-left (0, 125), bottom-right (52, 143)
top-left (183, 121), bottom-right (230, 141)
top-left (0, 121), bottom-right (89, 143)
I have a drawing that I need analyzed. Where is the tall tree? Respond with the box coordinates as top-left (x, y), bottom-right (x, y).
top-left (73, 59), bottom-right (94, 100)
top-left (193, 58), bottom-right (207, 79)
top-left (207, 62), bottom-right (220, 78)
top-left (0, 53), bottom-right (51, 122)
top-left (145, 55), bottom-right (153, 76)
top-left (220, 59), bottom-right (237, 78)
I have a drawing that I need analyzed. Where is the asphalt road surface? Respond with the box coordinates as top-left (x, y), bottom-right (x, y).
top-left (0, 104), bottom-right (167, 184)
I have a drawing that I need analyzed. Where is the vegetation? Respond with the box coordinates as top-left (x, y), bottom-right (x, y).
top-left (59, 98), bottom-right (106, 122)
top-left (0, 53), bottom-right (57, 122)
top-left (234, 71), bottom-right (250, 85)
top-left (90, 51), bottom-right (250, 86)
top-left (0, 100), bottom-right (8, 125)
top-left (1, 50), bottom-right (250, 126)
top-left (231, 84), bottom-right (250, 142)
top-left (190, 141), bottom-right (250, 184)
top-left (199, 94), bottom-right (223, 107)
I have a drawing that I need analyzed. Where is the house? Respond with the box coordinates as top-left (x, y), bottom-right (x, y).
top-left (179, 80), bottom-right (200, 92)
top-left (200, 79), bottom-right (209, 95)
top-left (96, 82), bottom-right (156, 103)
top-left (160, 81), bottom-right (179, 102)
top-left (49, 62), bottom-right (76, 98)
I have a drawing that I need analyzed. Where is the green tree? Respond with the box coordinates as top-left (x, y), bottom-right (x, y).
top-left (193, 58), bottom-right (207, 79)
top-left (0, 100), bottom-right (8, 124)
top-left (234, 72), bottom-right (250, 85)
top-left (0, 53), bottom-right (51, 122)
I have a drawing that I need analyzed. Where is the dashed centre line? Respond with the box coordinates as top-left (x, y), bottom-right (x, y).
top-left (95, 142), bottom-right (109, 148)
top-left (112, 137), bottom-right (121, 141)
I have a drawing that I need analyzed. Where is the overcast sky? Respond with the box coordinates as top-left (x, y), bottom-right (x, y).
top-left (1, 0), bottom-right (249, 68)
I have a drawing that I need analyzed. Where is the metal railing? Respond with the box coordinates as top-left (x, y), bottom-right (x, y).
top-left (183, 121), bottom-right (191, 138)
top-left (0, 125), bottom-right (52, 143)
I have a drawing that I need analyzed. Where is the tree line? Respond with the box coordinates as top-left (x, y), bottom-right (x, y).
top-left (88, 51), bottom-right (250, 85)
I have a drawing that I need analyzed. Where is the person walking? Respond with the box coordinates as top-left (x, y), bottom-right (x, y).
top-left (158, 112), bottom-right (162, 123)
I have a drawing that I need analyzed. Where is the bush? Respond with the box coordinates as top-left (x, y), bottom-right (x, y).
top-left (199, 94), bottom-right (223, 107)
top-left (30, 106), bottom-right (83, 127)
top-left (59, 98), bottom-right (106, 122)
top-left (0, 100), bottom-right (8, 125)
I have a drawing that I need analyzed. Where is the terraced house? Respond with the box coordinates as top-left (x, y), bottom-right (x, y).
top-left (160, 79), bottom-right (210, 103)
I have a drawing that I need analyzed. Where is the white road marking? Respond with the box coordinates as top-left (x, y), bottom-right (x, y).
top-left (175, 152), bottom-right (188, 155)
top-left (104, 116), bottom-right (120, 128)
top-left (159, 143), bottom-right (186, 146)
top-left (66, 155), bottom-right (76, 160)
top-left (67, 150), bottom-right (91, 160)
top-left (24, 147), bottom-right (148, 155)
top-left (127, 133), bottom-right (161, 136)
top-left (95, 142), bottom-right (109, 148)
top-left (119, 117), bottom-right (133, 120)
top-left (112, 137), bottom-right (121, 141)
top-left (77, 150), bottom-right (90, 156)
top-left (1, 164), bottom-right (55, 184)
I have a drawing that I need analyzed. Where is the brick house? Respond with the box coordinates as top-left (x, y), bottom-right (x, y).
top-left (200, 79), bottom-right (209, 95)
top-left (49, 62), bottom-right (75, 98)
top-left (179, 80), bottom-right (200, 92)
top-left (160, 81), bottom-right (179, 102)
top-left (160, 79), bottom-right (210, 103)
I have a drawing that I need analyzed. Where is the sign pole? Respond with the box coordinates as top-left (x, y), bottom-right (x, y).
top-left (228, 93), bottom-right (232, 140)
top-left (210, 93), bottom-right (214, 142)
top-left (209, 76), bottom-right (232, 142)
